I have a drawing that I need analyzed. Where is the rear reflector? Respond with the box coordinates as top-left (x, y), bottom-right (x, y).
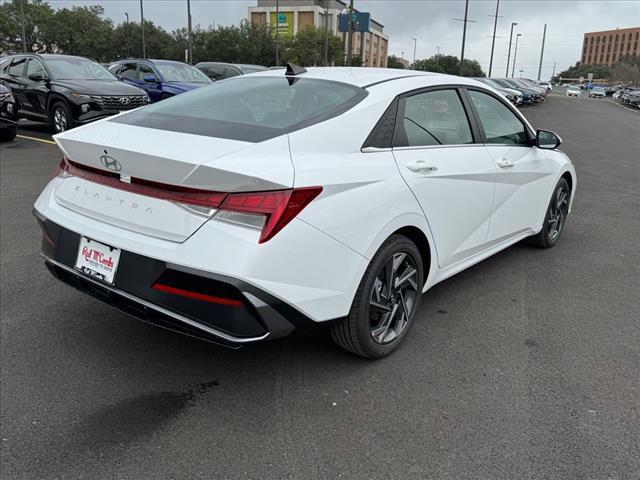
top-left (58, 157), bottom-right (322, 242)
top-left (152, 283), bottom-right (244, 307)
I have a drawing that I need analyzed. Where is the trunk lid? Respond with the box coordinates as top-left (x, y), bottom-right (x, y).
top-left (53, 120), bottom-right (293, 242)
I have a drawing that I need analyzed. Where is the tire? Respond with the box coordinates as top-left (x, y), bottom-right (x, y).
top-left (0, 128), bottom-right (17, 142)
top-left (331, 234), bottom-right (424, 359)
top-left (528, 178), bottom-right (571, 249)
top-left (49, 101), bottom-right (73, 133)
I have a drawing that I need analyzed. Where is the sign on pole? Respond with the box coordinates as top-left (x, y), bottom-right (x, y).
top-left (339, 12), bottom-right (371, 33)
top-left (587, 72), bottom-right (593, 82)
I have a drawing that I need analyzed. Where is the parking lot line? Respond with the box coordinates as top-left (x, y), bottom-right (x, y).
top-left (16, 134), bottom-right (56, 145)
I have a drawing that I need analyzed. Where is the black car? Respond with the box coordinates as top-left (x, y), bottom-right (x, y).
top-left (195, 62), bottom-right (268, 81)
top-left (0, 54), bottom-right (149, 133)
top-left (0, 83), bottom-right (18, 141)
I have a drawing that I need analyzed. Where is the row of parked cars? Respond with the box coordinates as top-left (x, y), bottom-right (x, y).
top-left (0, 53), bottom-right (270, 137)
top-left (473, 77), bottom-right (550, 107)
top-left (613, 87), bottom-right (640, 109)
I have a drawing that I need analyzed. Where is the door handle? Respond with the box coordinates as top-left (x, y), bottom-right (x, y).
top-left (406, 161), bottom-right (438, 173)
top-left (496, 159), bottom-right (515, 168)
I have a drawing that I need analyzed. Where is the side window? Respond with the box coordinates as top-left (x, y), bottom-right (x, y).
top-left (118, 63), bottom-right (139, 81)
top-left (467, 90), bottom-right (529, 145)
top-left (207, 66), bottom-right (224, 81)
top-left (223, 67), bottom-right (241, 79)
top-left (26, 59), bottom-right (46, 78)
top-left (138, 63), bottom-right (158, 81)
top-left (8, 57), bottom-right (27, 77)
top-left (397, 89), bottom-right (473, 147)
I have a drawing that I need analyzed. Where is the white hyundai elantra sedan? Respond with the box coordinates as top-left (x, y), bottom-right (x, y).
top-left (34, 66), bottom-right (576, 358)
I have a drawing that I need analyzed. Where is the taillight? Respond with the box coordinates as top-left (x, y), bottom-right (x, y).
top-left (215, 187), bottom-right (323, 243)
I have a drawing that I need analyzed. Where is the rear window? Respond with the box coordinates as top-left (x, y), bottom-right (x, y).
top-left (111, 76), bottom-right (367, 142)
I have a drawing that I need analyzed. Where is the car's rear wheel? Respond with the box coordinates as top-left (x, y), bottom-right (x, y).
top-left (49, 101), bottom-right (73, 133)
top-left (0, 128), bottom-right (17, 142)
top-left (528, 178), bottom-right (570, 248)
top-left (331, 235), bottom-right (424, 359)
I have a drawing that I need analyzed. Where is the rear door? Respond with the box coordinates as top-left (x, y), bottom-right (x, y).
top-left (391, 87), bottom-right (497, 268)
top-left (464, 88), bottom-right (556, 241)
top-left (23, 58), bottom-right (49, 117)
top-left (4, 57), bottom-right (28, 112)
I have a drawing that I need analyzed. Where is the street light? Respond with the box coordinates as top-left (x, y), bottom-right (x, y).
top-left (519, 69), bottom-right (524, 78)
top-left (140, 0), bottom-right (146, 59)
top-left (505, 22), bottom-right (518, 77)
top-left (125, 12), bottom-right (130, 57)
top-left (411, 37), bottom-right (417, 68)
top-left (20, 0), bottom-right (27, 52)
top-left (435, 45), bottom-right (440, 69)
top-left (511, 33), bottom-right (522, 78)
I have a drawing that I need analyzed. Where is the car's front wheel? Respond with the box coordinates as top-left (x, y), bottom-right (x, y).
top-left (49, 101), bottom-right (73, 133)
top-left (528, 178), bottom-right (571, 248)
top-left (331, 235), bottom-right (424, 359)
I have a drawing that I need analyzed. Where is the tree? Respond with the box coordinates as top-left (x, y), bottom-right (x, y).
top-left (414, 54), bottom-right (484, 77)
top-left (0, 0), bottom-right (55, 53)
top-left (111, 20), bottom-right (174, 60)
top-left (282, 26), bottom-right (343, 67)
top-left (45, 6), bottom-right (113, 61)
top-left (387, 55), bottom-right (405, 69)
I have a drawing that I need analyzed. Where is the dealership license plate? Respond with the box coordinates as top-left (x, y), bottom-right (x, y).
top-left (75, 236), bottom-right (121, 285)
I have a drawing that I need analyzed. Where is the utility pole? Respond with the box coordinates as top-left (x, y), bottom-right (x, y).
top-left (454, 0), bottom-right (476, 74)
top-left (20, 0), bottom-right (27, 52)
top-left (346, 0), bottom-right (354, 66)
top-left (187, 0), bottom-right (193, 64)
top-left (125, 12), bottom-right (130, 57)
top-left (411, 37), bottom-right (417, 68)
top-left (436, 45), bottom-right (440, 69)
top-left (140, 0), bottom-right (146, 58)
top-left (511, 33), bottom-right (522, 78)
top-left (537, 23), bottom-right (547, 81)
top-left (552, 61), bottom-right (556, 79)
top-left (324, 0), bottom-right (329, 66)
top-left (275, 0), bottom-right (280, 66)
top-left (505, 22), bottom-right (518, 77)
top-left (488, 0), bottom-right (501, 77)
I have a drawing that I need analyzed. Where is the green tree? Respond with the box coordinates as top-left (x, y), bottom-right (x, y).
top-left (387, 55), bottom-right (405, 69)
top-left (110, 20), bottom-right (174, 60)
top-left (414, 54), bottom-right (484, 77)
top-left (0, 0), bottom-right (55, 53)
top-left (282, 26), bottom-right (343, 67)
top-left (45, 6), bottom-right (113, 61)
top-left (553, 61), bottom-right (611, 82)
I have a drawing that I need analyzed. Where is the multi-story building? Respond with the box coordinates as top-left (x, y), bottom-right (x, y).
top-left (581, 27), bottom-right (640, 66)
top-left (248, 0), bottom-right (389, 67)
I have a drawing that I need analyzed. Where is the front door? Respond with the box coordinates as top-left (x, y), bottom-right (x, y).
top-left (392, 88), bottom-right (497, 268)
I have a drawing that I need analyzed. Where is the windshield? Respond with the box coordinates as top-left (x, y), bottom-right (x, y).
top-left (155, 63), bottom-right (210, 83)
top-left (569, 87), bottom-right (580, 91)
top-left (593, 87), bottom-right (605, 92)
top-left (44, 57), bottom-right (116, 80)
top-left (111, 76), bottom-right (367, 142)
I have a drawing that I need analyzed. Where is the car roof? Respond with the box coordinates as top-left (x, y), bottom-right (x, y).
top-left (244, 67), bottom-right (439, 88)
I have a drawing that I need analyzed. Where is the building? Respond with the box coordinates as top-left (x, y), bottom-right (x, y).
top-left (248, 0), bottom-right (389, 67)
top-left (581, 27), bottom-right (640, 66)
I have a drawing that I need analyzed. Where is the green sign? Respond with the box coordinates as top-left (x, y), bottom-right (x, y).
top-left (270, 11), bottom-right (294, 35)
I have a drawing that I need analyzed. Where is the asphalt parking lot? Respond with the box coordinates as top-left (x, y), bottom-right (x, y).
top-left (1, 90), bottom-right (639, 480)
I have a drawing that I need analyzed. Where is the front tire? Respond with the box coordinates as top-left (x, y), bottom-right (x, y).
top-left (528, 178), bottom-right (570, 249)
top-left (331, 235), bottom-right (424, 359)
top-left (49, 101), bottom-right (73, 133)
top-left (0, 128), bottom-right (17, 142)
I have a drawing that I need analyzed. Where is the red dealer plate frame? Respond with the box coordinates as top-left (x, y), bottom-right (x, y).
top-left (74, 236), bottom-right (121, 285)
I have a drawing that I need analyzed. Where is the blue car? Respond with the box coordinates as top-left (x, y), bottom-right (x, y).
top-left (108, 59), bottom-right (212, 102)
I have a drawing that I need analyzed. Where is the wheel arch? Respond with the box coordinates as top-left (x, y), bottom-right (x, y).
top-left (46, 93), bottom-right (69, 113)
top-left (392, 226), bottom-right (432, 285)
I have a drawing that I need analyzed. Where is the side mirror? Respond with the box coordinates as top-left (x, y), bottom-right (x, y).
top-left (143, 74), bottom-right (158, 83)
top-left (536, 129), bottom-right (562, 150)
top-left (28, 73), bottom-right (45, 82)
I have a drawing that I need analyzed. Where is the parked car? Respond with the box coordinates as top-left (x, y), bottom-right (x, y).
top-left (619, 88), bottom-right (640, 108)
top-left (492, 78), bottom-right (541, 103)
top-left (588, 86), bottom-right (606, 98)
top-left (0, 54), bottom-right (149, 133)
top-left (195, 62), bottom-right (268, 81)
top-left (538, 81), bottom-right (552, 92)
top-left (108, 59), bottom-right (211, 102)
top-left (566, 86), bottom-right (581, 97)
top-left (474, 78), bottom-right (523, 106)
top-left (34, 67), bottom-right (575, 358)
top-left (0, 83), bottom-right (18, 141)
top-left (515, 79), bottom-right (547, 99)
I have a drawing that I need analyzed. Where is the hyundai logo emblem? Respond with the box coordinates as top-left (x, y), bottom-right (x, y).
top-left (99, 150), bottom-right (121, 172)
top-left (118, 97), bottom-right (130, 105)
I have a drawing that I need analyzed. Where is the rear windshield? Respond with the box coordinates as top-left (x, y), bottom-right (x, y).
top-left (111, 76), bottom-right (367, 142)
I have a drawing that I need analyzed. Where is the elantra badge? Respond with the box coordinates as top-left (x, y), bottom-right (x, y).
top-left (99, 150), bottom-right (122, 172)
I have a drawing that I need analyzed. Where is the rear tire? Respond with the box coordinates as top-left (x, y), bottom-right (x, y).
top-left (528, 178), bottom-right (570, 249)
top-left (331, 235), bottom-right (424, 359)
top-left (0, 128), bottom-right (17, 142)
top-left (49, 101), bottom-right (73, 133)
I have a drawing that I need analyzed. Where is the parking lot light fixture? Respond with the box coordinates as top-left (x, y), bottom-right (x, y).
top-left (506, 22), bottom-right (518, 77)
top-left (511, 33), bottom-right (522, 78)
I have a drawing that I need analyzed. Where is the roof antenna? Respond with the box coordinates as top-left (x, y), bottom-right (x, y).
top-left (285, 63), bottom-right (307, 76)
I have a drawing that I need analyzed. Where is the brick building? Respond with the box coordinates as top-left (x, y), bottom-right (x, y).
top-left (581, 27), bottom-right (640, 66)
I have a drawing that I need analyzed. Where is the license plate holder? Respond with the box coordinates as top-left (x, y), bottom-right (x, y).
top-left (75, 236), bottom-right (121, 285)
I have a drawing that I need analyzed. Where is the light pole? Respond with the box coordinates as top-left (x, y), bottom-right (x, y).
top-left (519, 69), bottom-right (524, 78)
top-left (537, 23), bottom-right (547, 81)
top-left (488, 0), bottom-right (500, 77)
top-left (511, 33), bottom-right (522, 78)
top-left (346, 0), bottom-right (354, 66)
top-left (453, 0), bottom-right (476, 74)
top-left (140, 0), bottom-right (146, 59)
top-left (505, 22), bottom-right (518, 77)
top-left (435, 45), bottom-right (440, 69)
top-left (125, 12), bottom-right (130, 57)
top-left (324, 0), bottom-right (329, 66)
top-left (20, 0), bottom-right (27, 52)
top-left (187, 0), bottom-right (193, 64)
top-left (275, 0), bottom-right (279, 66)
top-left (411, 37), bottom-right (417, 68)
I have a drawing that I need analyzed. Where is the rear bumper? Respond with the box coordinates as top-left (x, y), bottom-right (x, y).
top-left (35, 213), bottom-right (322, 346)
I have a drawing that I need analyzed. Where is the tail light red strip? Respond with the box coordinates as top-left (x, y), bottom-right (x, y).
top-left (152, 283), bottom-right (244, 307)
top-left (58, 157), bottom-right (322, 243)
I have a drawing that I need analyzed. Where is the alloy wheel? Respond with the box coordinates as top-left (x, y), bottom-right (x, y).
top-left (368, 252), bottom-right (419, 345)
top-left (547, 185), bottom-right (569, 241)
top-left (53, 107), bottom-right (68, 132)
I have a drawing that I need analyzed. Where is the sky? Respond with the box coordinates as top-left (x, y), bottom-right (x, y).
top-left (47, 0), bottom-right (640, 80)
